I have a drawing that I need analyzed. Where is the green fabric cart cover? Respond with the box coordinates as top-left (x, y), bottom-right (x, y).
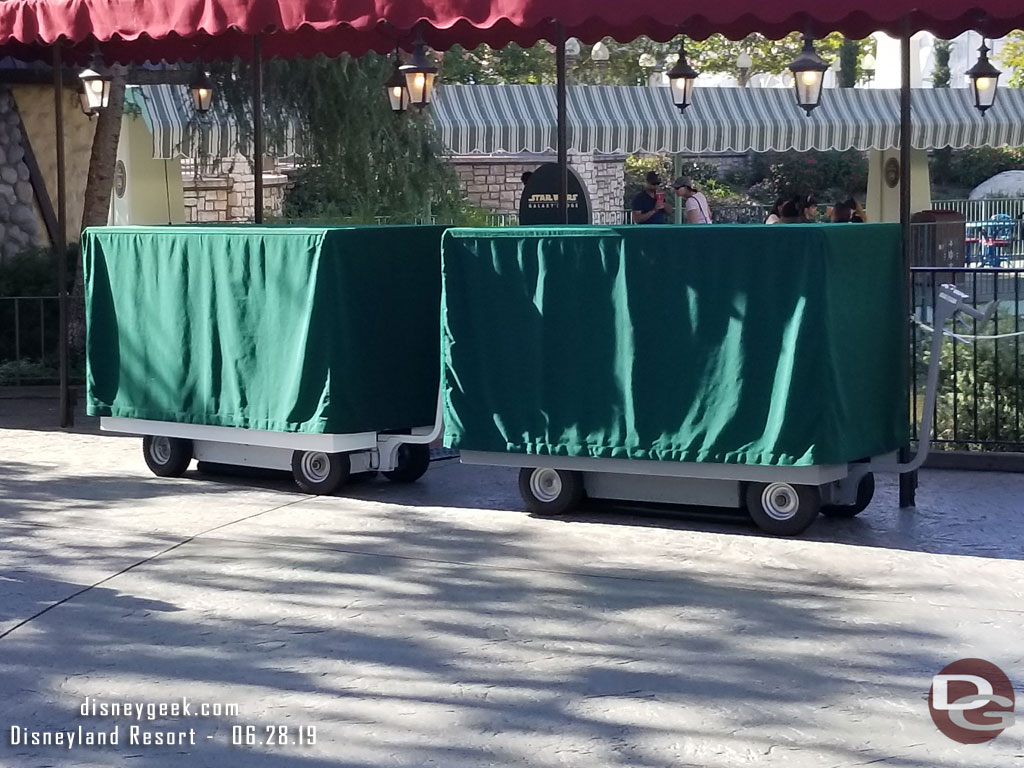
top-left (84, 225), bottom-right (444, 435)
top-left (442, 224), bottom-right (908, 467)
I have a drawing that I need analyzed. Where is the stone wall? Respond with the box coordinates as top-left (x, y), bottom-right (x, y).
top-left (451, 153), bottom-right (626, 219)
top-left (182, 155), bottom-right (288, 224)
top-left (0, 88), bottom-right (39, 261)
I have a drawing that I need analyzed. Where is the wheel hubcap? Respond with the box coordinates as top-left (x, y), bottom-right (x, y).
top-left (761, 483), bottom-right (799, 520)
top-left (300, 452), bottom-right (331, 483)
top-left (150, 437), bottom-right (172, 465)
top-left (529, 468), bottom-right (563, 503)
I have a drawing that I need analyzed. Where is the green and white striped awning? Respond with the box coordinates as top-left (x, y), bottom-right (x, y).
top-left (129, 84), bottom-right (239, 160)
top-left (130, 84), bottom-right (300, 160)
top-left (130, 82), bottom-right (1024, 161)
top-left (432, 84), bottom-right (1024, 155)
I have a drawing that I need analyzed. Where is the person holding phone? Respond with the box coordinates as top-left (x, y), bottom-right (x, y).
top-left (632, 171), bottom-right (672, 224)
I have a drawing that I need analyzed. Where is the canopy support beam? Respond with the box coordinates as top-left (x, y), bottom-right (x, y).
top-left (556, 25), bottom-right (568, 224)
top-left (54, 42), bottom-right (71, 428)
top-left (252, 35), bottom-right (264, 224)
top-left (898, 17), bottom-right (916, 508)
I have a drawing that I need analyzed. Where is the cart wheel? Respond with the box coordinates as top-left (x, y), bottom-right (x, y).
top-left (291, 450), bottom-right (350, 495)
top-left (518, 467), bottom-right (584, 516)
top-left (821, 473), bottom-right (875, 518)
top-left (383, 443), bottom-right (431, 484)
top-left (745, 481), bottom-right (820, 536)
top-left (142, 435), bottom-right (193, 477)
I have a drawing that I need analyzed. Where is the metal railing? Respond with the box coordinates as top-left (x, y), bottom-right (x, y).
top-left (0, 295), bottom-right (61, 386)
top-left (932, 198), bottom-right (1024, 222)
top-left (911, 267), bottom-right (1024, 452)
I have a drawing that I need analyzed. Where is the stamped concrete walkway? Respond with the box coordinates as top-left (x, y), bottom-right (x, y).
top-left (1, 398), bottom-right (1023, 767)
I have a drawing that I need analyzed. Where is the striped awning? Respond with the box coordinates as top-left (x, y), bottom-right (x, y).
top-left (433, 85), bottom-right (1024, 155)
top-left (129, 84), bottom-right (239, 160)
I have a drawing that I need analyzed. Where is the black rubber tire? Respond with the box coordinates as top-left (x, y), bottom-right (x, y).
top-left (821, 473), bottom-right (875, 518)
top-left (383, 444), bottom-right (431, 484)
top-left (745, 481), bottom-right (821, 536)
top-left (291, 451), bottom-right (350, 495)
top-left (142, 435), bottom-right (193, 477)
top-left (518, 467), bottom-right (585, 516)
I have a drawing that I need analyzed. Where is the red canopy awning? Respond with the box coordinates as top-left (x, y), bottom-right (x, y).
top-left (0, 1), bottom-right (1022, 63)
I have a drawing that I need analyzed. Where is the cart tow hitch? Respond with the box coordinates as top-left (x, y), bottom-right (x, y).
top-left (881, 284), bottom-right (997, 475)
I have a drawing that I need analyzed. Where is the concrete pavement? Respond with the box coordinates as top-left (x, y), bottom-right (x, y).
top-left (1, 399), bottom-right (1023, 767)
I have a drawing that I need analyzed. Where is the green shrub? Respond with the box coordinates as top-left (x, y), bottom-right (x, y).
top-left (749, 150), bottom-right (869, 203)
top-left (932, 147), bottom-right (1024, 190)
top-left (0, 358), bottom-right (58, 385)
top-left (922, 312), bottom-right (1024, 450)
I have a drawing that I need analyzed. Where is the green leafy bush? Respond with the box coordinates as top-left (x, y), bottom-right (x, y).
top-left (931, 147), bottom-right (1024, 190)
top-left (922, 312), bottom-right (1024, 450)
top-left (0, 358), bottom-right (58, 385)
top-left (749, 150), bottom-right (869, 203)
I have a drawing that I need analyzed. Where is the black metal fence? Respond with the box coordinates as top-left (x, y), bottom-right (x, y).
top-left (0, 295), bottom-right (62, 385)
top-left (911, 267), bottom-right (1024, 452)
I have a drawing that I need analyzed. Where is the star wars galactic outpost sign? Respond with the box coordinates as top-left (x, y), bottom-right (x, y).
top-left (518, 163), bottom-right (592, 225)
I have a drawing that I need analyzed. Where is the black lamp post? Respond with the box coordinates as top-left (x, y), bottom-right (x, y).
top-left (666, 40), bottom-right (699, 112)
top-left (190, 70), bottom-right (215, 114)
top-left (385, 53), bottom-right (410, 113)
top-left (966, 40), bottom-right (1001, 115)
top-left (78, 64), bottom-right (111, 116)
top-left (400, 32), bottom-right (438, 109)
top-left (788, 35), bottom-right (829, 116)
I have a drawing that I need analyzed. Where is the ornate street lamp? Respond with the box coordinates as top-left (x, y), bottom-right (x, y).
top-left (788, 35), bottom-right (829, 116)
top-left (190, 69), bottom-right (215, 114)
top-left (667, 40), bottom-right (699, 112)
top-left (384, 52), bottom-right (410, 113)
top-left (565, 37), bottom-right (581, 67)
top-left (400, 32), bottom-right (438, 109)
top-left (736, 51), bottom-right (753, 87)
top-left (966, 40), bottom-right (1001, 115)
top-left (590, 40), bottom-right (610, 83)
top-left (861, 53), bottom-right (876, 84)
top-left (78, 63), bottom-right (111, 116)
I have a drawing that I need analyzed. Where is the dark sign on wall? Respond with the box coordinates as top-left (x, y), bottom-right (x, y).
top-left (518, 163), bottom-right (592, 225)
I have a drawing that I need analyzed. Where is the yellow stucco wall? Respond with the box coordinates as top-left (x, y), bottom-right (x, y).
top-left (12, 85), bottom-right (96, 243)
top-left (866, 149), bottom-right (933, 223)
top-left (111, 113), bottom-right (184, 225)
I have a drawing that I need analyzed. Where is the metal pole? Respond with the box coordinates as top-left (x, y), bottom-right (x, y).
top-left (898, 17), bottom-right (916, 507)
top-left (252, 35), bottom-right (264, 224)
top-left (673, 154), bottom-right (683, 225)
top-left (54, 43), bottom-right (70, 428)
top-left (556, 25), bottom-right (568, 224)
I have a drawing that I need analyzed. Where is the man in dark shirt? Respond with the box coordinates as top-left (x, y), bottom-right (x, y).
top-left (631, 171), bottom-right (672, 224)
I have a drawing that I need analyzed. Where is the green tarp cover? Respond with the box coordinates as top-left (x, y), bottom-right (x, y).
top-left (442, 224), bottom-right (908, 467)
top-left (85, 225), bottom-right (443, 434)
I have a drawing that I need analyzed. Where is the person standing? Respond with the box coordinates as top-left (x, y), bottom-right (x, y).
top-left (631, 171), bottom-right (672, 224)
top-left (672, 177), bottom-right (712, 224)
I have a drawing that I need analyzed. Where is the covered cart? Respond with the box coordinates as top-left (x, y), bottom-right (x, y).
top-left (84, 225), bottom-right (445, 494)
top-left (441, 223), bottom-right (973, 535)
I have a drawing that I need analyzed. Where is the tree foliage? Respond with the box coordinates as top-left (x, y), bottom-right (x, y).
top-left (210, 53), bottom-right (463, 222)
top-left (932, 39), bottom-right (952, 88)
top-left (999, 31), bottom-right (1024, 88)
top-left (440, 34), bottom-right (875, 86)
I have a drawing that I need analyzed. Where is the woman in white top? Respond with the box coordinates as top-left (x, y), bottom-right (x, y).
top-left (764, 197), bottom-right (785, 225)
top-left (671, 177), bottom-right (712, 224)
